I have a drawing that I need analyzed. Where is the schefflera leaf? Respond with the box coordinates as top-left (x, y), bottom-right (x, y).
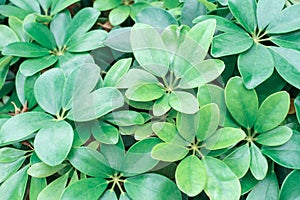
top-left (225, 76), bottom-right (258, 128)
top-left (34, 120), bottom-right (73, 166)
top-left (175, 155), bottom-right (207, 197)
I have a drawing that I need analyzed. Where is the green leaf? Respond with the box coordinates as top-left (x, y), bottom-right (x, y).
top-left (119, 193), bottom-right (131, 200)
top-left (271, 31), bottom-right (300, 51)
top-left (254, 91), bottom-right (290, 133)
top-left (105, 111), bottom-right (145, 126)
top-left (175, 156), bottom-right (206, 197)
top-left (279, 170), bottom-right (300, 200)
top-left (240, 172), bottom-right (258, 194)
top-left (104, 58), bottom-right (132, 87)
top-left (37, 172), bottom-right (69, 200)
top-left (0, 25), bottom-right (19, 50)
top-left (250, 142), bottom-right (268, 180)
top-left (262, 130), bottom-right (300, 169)
top-left (99, 190), bottom-right (117, 200)
top-left (109, 5), bottom-right (130, 26)
top-left (37, 0), bottom-right (52, 11)
top-left (61, 178), bottom-right (108, 200)
top-left (203, 157), bottom-right (241, 200)
top-left (68, 87), bottom-right (124, 122)
top-left (117, 68), bottom-right (159, 88)
top-left (2, 42), bottom-right (51, 58)
top-left (64, 8), bottom-right (100, 45)
top-left (176, 112), bottom-right (196, 143)
top-left (125, 83), bottom-right (165, 102)
top-left (211, 32), bottom-right (253, 57)
top-left (0, 147), bottom-right (26, 162)
top-left (100, 137), bottom-right (125, 170)
top-left (256, 126), bottom-right (292, 146)
top-left (20, 55), bottom-right (59, 76)
top-left (130, 2), bottom-right (149, 21)
top-left (0, 166), bottom-right (29, 200)
top-left (225, 76), bottom-right (258, 128)
top-left (0, 56), bottom-right (13, 89)
top-left (267, 4), bottom-right (300, 34)
top-left (269, 47), bottom-right (300, 89)
top-left (164, 0), bottom-right (179, 9)
top-left (50, 0), bottom-right (80, 15)
top-left (247, 171), bottom-right (279, 200)
top-left (67, 30), bottom-right (107, 52)
top-left (153, 94), bottom-right (171, 116)
top-left (34, 68), bottom-right (65, 115)
top-left (181, 0), bottom-right (206, 27)
top-left (125, 173), bottom-right (182, 200)
top-left (29, 177), bottom-right (47, 200)
top-left (223, 144), bottom-right (250, 178)
top-left (0, 5), bottom-right (31, 20)
top-left (68, 147), bottom-right (112, 178)
top-left (0, 157), bottom-right (25, 183)
top-left (28, 162), bottom-right (66, 178)
top-left (34, 121), bottom-right (73, 166)
top-left (92, 121), bottom-right (119, 144)
top-left (93, 0), bottom-right (120, 11)
top-left (205, 127), bottom-right (246, 150)
top-left (169, 91), bottom-right (199, 114)
top-left (256, 0), bottom-right (285, 30)
top-left (62, 63), bottom-right (100, 110)
top-left (151, 143), bottom-right (189, 162)
top-left (130, 23), bottom-right (169, 77)
top-left (228, 0), bottom-right (257, 34)
top-left (104, 27), bottom-right (132, 53)
top-left (121, 138), bottom-right (161, 176)
top-left (196, 103), bottom-right (220, 141)
top-left (10, 0), bottom-right (40, 12)
top-left (178, 59), bottom-right (225, 89)
top-left (0, 112), bottom-right (53, 146)
top-left (24, 22), bottom-right (56, 50)
top-left (152, 122), bottom-right (188, 145)
top-left (238, 43), bottom-right (274, 89)
top-left (136, 7), bottom-right (178, 29)
top-left (296, 95), bottom-right (300, 123)
top-left (50, 10), bottom-right (71, 48)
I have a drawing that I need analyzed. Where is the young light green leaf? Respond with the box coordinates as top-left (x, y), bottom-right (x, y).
top-left (176, 112), bottom-right (196, 143)
top-left (121, 138), bottom-right (161, 176)
top-left (0, 56), bottom-right (13, 89)
top-left (256, 0), bottom-right (285, 30)
top-left (238, 43), bottom-right (274, 89)
top-left (223, 144), bottom-right (250, 178)
top-left (153, 94), bottom-right (171, 116)
top-left (104, 58), bottom-right (132, 87)
top-left (152, 122), bottom-right (188, 145)
top-left (271, 31), bottom-right (300, 51)
top-left (105, 111), bottom-right (145, 126)
top-left (37, 172), bottom-right (69, 200)
top-left (104, 27), bottom-right (132, 53)
top-left (151, 143), bottom-right (189, 162)
top-left (61, 178), bottom-right (108, 200)
top-left (0, 5), bottom-right (31, 20)
top-left (205, 127), bottom-right (246, 150)
top-left (196, 103), bottom-right (220, 141)
top-left (34, 68), bottom-right (65, 115)
top-left (0, 157), bottom-right (25, 183)
top-left (228, 0), bottom-right (257, 34)
top-left (250, 142), bottom-right (268, 180)
top-left (254, 91), bottom-right (290, 133)
top-left (34, 120), bottom-right (73, 166)
top-left (262, 130), bottom-right (300, 169)
top-left (93, 0), bottom-right (120, 11)
top-left (0, 112), bottom-right (53, 146)
top-left (125, 83), bottom-right (165, 102)
top-left (99, 190), bottom-right (117, 200)
top-left (28, 162), bottom-right (67, 178)
top-left (2, 42), bottom-right (51, 58)
top-left (130, 23), bottom-right (169, 77)
top-left (175, 156), bottom-right (206, 197)
top-left (92, 121), bottom-right (119, 144)
top-left (225, 76), bottom-right (258, 128)
top-left (125, 173), bottom-right (182, 200)
top-left (68, 87), bottom-right (124, 122)
top-left (211, 32), bottom-right (253, 57)
top-left (279, 170), bottom-right (300, 200)
top-left (50, 10), bottom-right (72, 47)
top-left (109, 5), bottom-right (130, 26)
top-left (256, 126), bottom-right (292, 146)
top-left (0, 165), bottom-right (29, 200)
top-left (20, 55), bottom-right (58, 76)
top-left (0, 25), bottom-right (19, 50)
top-left (50, 0), bottom-right (80, 15)
top-left (247, 171), bottom-right (279, 200)
top-left (68, 147), bottom-right (112, 178)
top-left (203, 157), bottom-right (241, 200)
top-left (30, 177), bottom-right (47, 200)
top-left (267, 4), bottom-right (300, 34)
top-left (169, 91), bottom-right (199, 114)
top-left (0, 147), bottom-right (26, 162)
top-left (24, 22), bottom-right (56, 50)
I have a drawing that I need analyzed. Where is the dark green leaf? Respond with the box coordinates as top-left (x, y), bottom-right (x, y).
top-left (2, 42), bottom-right (51, 58)
top-left (0, 5), bottom-right (31, 20)
top-left (125, 173), bottom-right (182, 200)
top-left (279, 170), bottom-right (300, 200)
